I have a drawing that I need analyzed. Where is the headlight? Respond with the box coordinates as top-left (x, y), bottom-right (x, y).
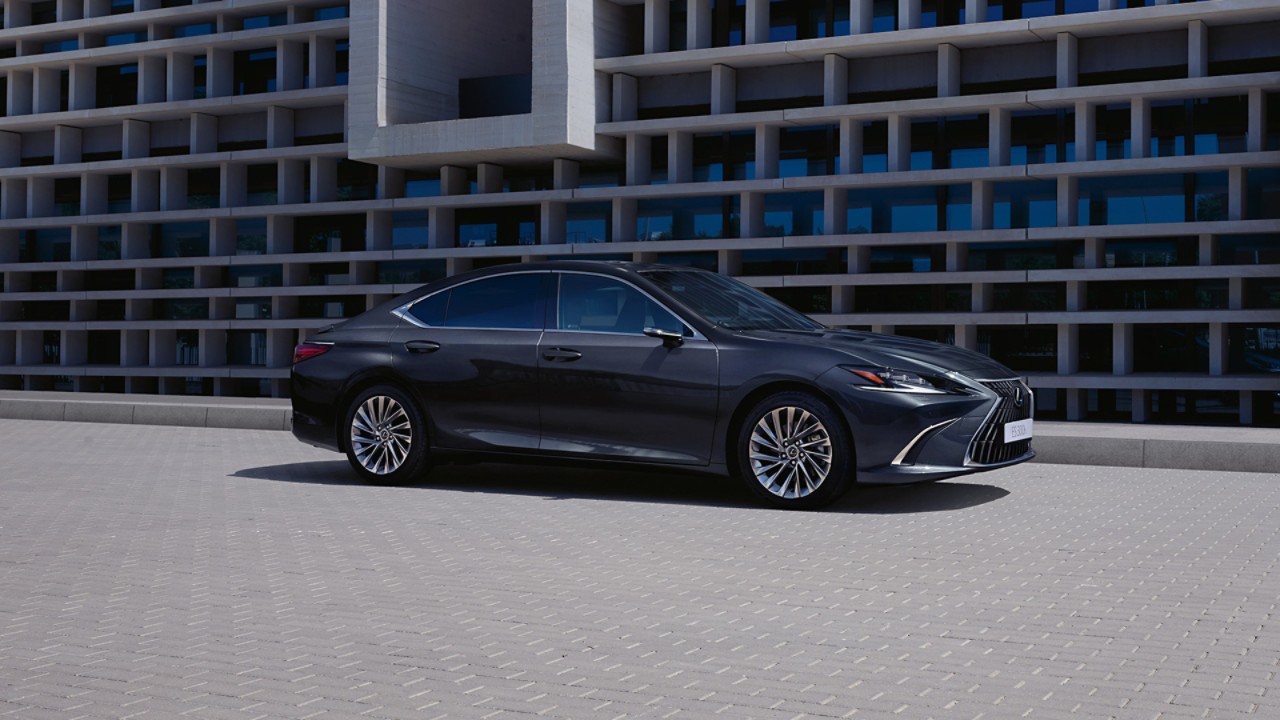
top-left (842, 366), bottom-right (967, 395)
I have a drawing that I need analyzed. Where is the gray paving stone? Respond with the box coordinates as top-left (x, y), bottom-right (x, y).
top-left (1, 419), bottom-right (1279, 719)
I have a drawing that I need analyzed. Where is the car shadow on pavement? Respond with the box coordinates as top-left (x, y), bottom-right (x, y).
top-left (232, 460), bottom-right (1009, 513)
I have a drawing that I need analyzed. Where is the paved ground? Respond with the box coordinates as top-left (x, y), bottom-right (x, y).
top-left (0, 420), bottom-right (1277, 720)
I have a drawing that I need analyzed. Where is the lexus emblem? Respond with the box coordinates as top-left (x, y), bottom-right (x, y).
top-left (1012, 386), bottom-right (1025, 408)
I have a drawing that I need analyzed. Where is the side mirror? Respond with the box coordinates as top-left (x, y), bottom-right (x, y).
top-left (643, 327), bottom-right (684, 348)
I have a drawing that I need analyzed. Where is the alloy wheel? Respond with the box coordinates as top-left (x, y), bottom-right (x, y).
top-left (350, 394), bottom-right (413, 475)
top-left (748, 406), bottom-right (833, 499)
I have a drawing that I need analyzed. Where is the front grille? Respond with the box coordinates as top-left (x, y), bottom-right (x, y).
top-left (967, 379), bottom-right (1033, 466)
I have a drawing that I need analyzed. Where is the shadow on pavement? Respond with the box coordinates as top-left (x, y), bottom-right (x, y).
top-left (232, 459), bottom-right (1009, 513)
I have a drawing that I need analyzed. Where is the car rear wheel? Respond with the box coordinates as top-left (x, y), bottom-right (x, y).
top-left (737, 392), bottom-right (852, 510)
top-left (343, 385), bottom-right (430, 486)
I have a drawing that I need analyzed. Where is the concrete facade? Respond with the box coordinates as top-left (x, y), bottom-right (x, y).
top-left (0, 0), bottom-right (1277, 425)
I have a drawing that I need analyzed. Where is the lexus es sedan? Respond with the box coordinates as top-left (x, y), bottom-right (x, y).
top-left (290, 261), bottom-right (1034, 510)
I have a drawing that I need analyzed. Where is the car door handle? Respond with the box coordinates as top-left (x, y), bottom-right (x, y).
top-left (405, 340), bottom-right (441, 354)
top-left (542, 348), bottom-right (582, 362)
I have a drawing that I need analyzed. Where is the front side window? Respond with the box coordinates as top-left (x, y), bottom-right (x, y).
top-left (557, 274), bottom-right (684, 335)
top-left (407, 273), bottom-right (546, 330)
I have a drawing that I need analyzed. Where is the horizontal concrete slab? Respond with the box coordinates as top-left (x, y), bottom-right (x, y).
top-left (1, 392), bottom-right (1277, 475)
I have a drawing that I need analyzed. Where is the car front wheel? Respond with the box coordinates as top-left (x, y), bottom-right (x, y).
top-left (737, 392), bottom-right (852, 510)
top-left (343, 385), bottom-right (430, 486)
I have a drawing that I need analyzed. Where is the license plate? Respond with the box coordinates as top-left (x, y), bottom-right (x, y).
top-left (1004, 418), bottom-right (1033, 443)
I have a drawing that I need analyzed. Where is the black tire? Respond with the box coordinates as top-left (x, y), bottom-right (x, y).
top-left (735, 391), bottom-right (852, 510)
top-left (342, 385), bottom-right (431, 486)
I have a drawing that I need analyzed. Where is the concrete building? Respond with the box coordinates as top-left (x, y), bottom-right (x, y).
top-left (0, 0), bottom-right (1277, 425)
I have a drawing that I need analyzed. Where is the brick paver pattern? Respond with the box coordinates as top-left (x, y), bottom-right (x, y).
top-left (0, 419), bottom-right (1277, 719)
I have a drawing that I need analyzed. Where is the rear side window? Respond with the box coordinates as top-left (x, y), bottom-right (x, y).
top-left (407, 273), bottom-right (545, 330)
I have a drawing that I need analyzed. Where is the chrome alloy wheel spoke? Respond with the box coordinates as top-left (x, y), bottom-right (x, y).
top-left (351, 395), bottom-right (413, 475)
top-left (749, 406), bottom-right (832, 499)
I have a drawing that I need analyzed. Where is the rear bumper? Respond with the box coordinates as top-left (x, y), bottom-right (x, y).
top-left (291, 410), bottom-right (340, 453)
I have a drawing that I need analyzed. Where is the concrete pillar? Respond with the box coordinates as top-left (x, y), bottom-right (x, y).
top-left (167, 52), bottom-right (193, 101)
top-left (28, 178), bottom-right (54, 218)
top-left (718, 248), bottom-right (742, 275)
top-left (132, 170), bottom-right (159, 212)
top-left (1130, 97), bottom-right (1150, 159)
top-left (1, 179), bottom-right (26, 219)
top-left (898, 0), bottom-right (920, 30)
top-left (1197, 234), bottom-right (1215, 265)
top-left (1057, 324), bottom-right (1078, 374)
top-left (0, 133), bottom-right (17, 168)
top-left (824, 54), bottom-right (848, 107)
top-left (34, 67), bottom-right (61, 113)
top-left (1240, 391), bottom-right (1254, 426)
top-left (1082, 237), bottom-right (1104, 269)
top-left (210, 217), bottom-right (234, 255)
top-left (554, 159), bottom-right (580, 190)
top-left (7, 71), bottom-right (33, 116)
top-left (1057, 176), bottom-right (1077, 227)
top-left (1228, 166), bottom-right (1246, 221)
top-left (1113, 323), bottom-right (1133, 375)
top-left (69, 64), bottom-right (94, 110)
top-left (191, 113), bottom-right (217, 154)
top-left (955, 323), bottom-right (977, 351)
top-left (887, 115), bottom-right (909, 172)
top-left (755, 124), bottom-right (779, 179)
top-left (668, 131), bottom-right (692, 184)
top-left (626, 133), bottom-right (652, 186)
top-left (54, 126), bottom-right (83, 164)
top-left (989, 108), bottom-right (1010, 167)
top-left (711, 64), bottom-right (736, 115)
top-left (310, 156), bottom-right (336, 203)
top-left (824, 187), bottom-right (847, 236)
top-left (946, 243), bottom-right (967, 272)
top-left (971, 180), bottom-right (992, 230)
top-left (160, 166), bottom-right (187, 211)
top-left (746, 0), bottom-right (768, 44)
top-left (429, 207), bottom-right (455, 249)
top-left (1229, 276), bottom-right (1244, 311)
top-left (207, 47), bottom-right (233, 97)
top-left (278, 39), bottom-right (306, 91)
top-left (477, 163), bottom-right (504, 193)
top-left (938, 44), bottom-right (960, 98)
top-left (612, 73), bottom-right (637, 122)
top-left (965, 0), bottom-right (986, 24)
top-left (1132, 390), bottom-right (1148, 424)
top-left (221, 162), bottom-right (246, 207)
top-left (540, 201), bottom-right (566, 244)
top-left (644, 0), bottom-right (669, 54)
top-left (121, 331), bottom-right (148, 367)
top-left (849, 245), bottom-right (870, 273)
top-left (839, 118), bottom-right (862, 174)
top-left (266, 216), bottom-right (292, 254)
top-left (122, 119), bottom-right (150, 159)
top-left (612, 197), bottom-right (637, 243)
top-left (267, 106), bottom-right (294, 148)
top-left (971, 283), bottom-right (992, 312)
top-left (279, 159), bottom-right (305, 205)
top-left (1208, 323), bottom-right (1226, 376)
top-left (741, 192), bottom-right (764, 238)
top-left (688, 0), bottom-right (712, 49)
top-left (139, 55), bottom-right (165, 104)
top-left (1057, 33), bottom-right (1077, 89)
top-left (1188, 20), bottom-right (1208, 79)
top-left (440, 165), bottom-right (468, 195)
top-left (1248, 88), bottom-right (1266, 153)
top-left (310, 35), bottom-right (336, 88)
top-left (82, 174), bottom-right (106, 215)
top-left (1075, 101), bottom-right (1095, 161)
top-left (1065, 389), bottom-right (1082, 421)
top-left (378, 166), bottom-right (404, 200)
top-left (850, 0), bottom-right (873, 34)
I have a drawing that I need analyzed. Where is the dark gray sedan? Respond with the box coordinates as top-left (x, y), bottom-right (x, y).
top-left (290, 261), bottom-right (1033, 509)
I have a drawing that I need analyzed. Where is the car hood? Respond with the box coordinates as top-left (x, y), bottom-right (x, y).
top-left (738, 328), bottom-right (1019, 379)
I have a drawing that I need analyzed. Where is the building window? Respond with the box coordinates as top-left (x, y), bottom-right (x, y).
top-left (234, 49), bottom-right (277, 95)
top-left (227, 331), bottom-right (267, 366)
top-left (236, 218), bottom-right (267, 255)
top-left (456, 206), bottom-right (538, 247)
top-left (1011, 109), bottom-right (1075, 164)
top-left (693, 132), bottom-right (755, 182)
top-left (295, 214), bottom-right (366, 253)
top-left (993, 180), bottom-right (1057, 229)
top-left (637, 196), bottom-right (740, 241)
top-left (762, 192), bottom-right (824, 236)
top-left (741, 247), bottom-right (846, 275)
top-left (228, 265), bottom-right (281, 288)
top-left (566, 203), bottom-right (612, 244)
top-left (152, 223), bottom-right (209, 258)
top-left (391, 211), bottom-right (430, 249)
top-left (96, 64), bottom-right (139, 108)
top-left (246, 165), bottom-right (278, 205)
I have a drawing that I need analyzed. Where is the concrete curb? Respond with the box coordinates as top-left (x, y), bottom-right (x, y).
top-left (1, 392), bottom-right (1277, 475)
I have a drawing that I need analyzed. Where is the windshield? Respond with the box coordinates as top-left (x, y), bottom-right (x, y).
top-left (642, 269), bottom-right (825, 332)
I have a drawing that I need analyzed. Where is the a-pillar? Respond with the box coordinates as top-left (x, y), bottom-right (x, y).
top-left (1130, 97), bottom-right (1150, 159)
top-left (1113, 323), bottom-right (1133, 375)
top-left (964, 0), bottom-right (986, 24)
top-left (644, 0), bottom-right (669, 54)
top-left (1057, 33), bottom-right (1077, 88)
top-left (839, 118), bottom-right (862, 174)
top-left (755, 124), bottom-right (778, 179)
top-left (688, 0), bottom-right (712, 49)
top-left (711, 64), bottom-right (736, 115)
top-left (745, 0), bottom-right (768, 43)
top-left (887, 115), bottom-right (909, 172)
top-left (626, 133), bottom-right (652, 186)
top-left (897, 0), bottom-right (920, 30)
top-left (824, 54), bottom-right (848, 107)
top-left (851, 0), bottom-right (873, 34)
top-left (668, 131), bottom-right (692, 184)
top-left (938, 44), bottom-right (960, 98)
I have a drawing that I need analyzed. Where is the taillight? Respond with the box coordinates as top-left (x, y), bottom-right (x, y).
top-left (292, 342), bottom-right (332, 365)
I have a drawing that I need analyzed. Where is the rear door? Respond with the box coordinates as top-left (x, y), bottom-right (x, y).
top-left (390, 271), bottom-right (549, 452)
top-left (537, 271), bottom-right (719, 465)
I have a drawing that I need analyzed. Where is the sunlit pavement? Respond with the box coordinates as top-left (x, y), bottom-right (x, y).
top-left (1, 419), bottom-right (1277, 719)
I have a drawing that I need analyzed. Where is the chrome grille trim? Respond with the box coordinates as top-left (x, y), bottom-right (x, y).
top-left (966, 378), bottom-right (1034, 467)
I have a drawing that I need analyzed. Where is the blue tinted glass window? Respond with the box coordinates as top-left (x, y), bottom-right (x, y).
top-left (558, 274), bottom-right (681, 335)
top-left (443, 274), bottom-right (545, 330)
